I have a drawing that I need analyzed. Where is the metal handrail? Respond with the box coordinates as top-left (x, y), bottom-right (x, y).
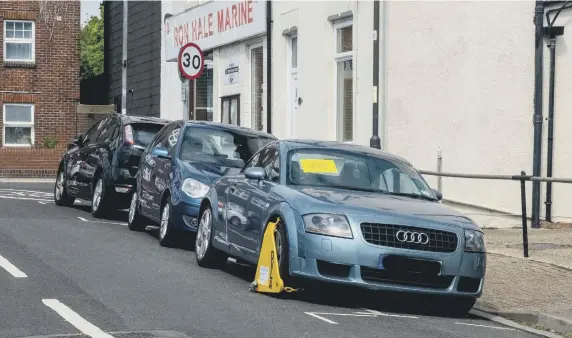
top-left (418, 169), bottom-right (572, 258)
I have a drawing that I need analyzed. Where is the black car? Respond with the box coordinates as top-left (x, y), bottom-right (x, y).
top-left (53, 113), bottom-right (169, 217)
top-left (127, 121), bottom-right (277, 246)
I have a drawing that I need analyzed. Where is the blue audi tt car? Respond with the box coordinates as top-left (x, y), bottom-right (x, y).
top-left (194, 140), bottom-right (486, 317)
top-left (127, 120), bottom-right (276, 247)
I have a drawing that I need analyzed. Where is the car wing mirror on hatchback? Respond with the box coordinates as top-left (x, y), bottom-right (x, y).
top-left (151, 147), bottom-right (171, 160)
top-left (432, 188), bottom-right (443, 201)
top-left (244, 167), bottom-right (266, 180)
top-left (68, 134), bottom-right (84, 149)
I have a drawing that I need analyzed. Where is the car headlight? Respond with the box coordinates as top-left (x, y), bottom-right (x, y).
top-left (464, 229), bottom-right (486, 253)
top-left (302, 213), bottom-right (353, 239)
top-left (181, 178), bottom-right (210, 198)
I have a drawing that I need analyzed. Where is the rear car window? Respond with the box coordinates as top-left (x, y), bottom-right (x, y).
top-left (130, 123), bottom-right (165, 147)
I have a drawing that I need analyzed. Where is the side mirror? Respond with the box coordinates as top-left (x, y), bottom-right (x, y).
top-left (68, 134), bottom-right (83, 150)
top-left (244, 167), bottom-right (266, 180)
top-left (432, 188), bottom-right (443, 201)
top-left (151, 147), bottom-right (170, 159)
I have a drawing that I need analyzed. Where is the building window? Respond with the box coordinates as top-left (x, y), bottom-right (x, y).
top-left (194, 52), bottom-right (214, 121)
top-left (3, 20), bottom-right (35, 62)
top-left (334, 21), bottom-right (353, 142)
top-left (288, 35), bottom-right (299, 138)
top-left (291, 36), bottom-right (298, 69)
top-left (221, 95), bottom-right (240, 125)
top-left (250, 45), bottom-right (264, 131)
top-left (3, 104), bottom-right (34, 147)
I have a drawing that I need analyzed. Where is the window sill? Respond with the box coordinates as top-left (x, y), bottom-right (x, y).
top-left (3, 61), bottom-right (36, 69)
top-left (2, 144), bottom-right (33, 148)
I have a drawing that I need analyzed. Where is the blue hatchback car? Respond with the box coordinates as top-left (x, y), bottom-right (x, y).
top-left (194, 140), bottom-right (486, 317)
top-left (127, 120), bottom-right (276, 246)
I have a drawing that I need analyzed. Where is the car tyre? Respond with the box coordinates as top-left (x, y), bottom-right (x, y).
top-left (195, 207), bottom-right (227, 268)
top-left (91, 176), bottom-right (109, 218)
top-left (127, 192), bottom-right (147, 231)
top-left (158, 197), bottom-right (177, 247)
top-left (54, 168), bottom-right (75, 207)
top-left (436, 296), bottom-right (477, 318)
top-left (274, 220), bottom-right (294, 287)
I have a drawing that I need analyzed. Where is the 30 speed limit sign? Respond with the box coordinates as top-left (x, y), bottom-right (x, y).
top-left (178, 42), bottom-right (204, 80)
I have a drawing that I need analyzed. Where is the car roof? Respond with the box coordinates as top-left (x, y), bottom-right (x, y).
top-left (281, 139), bottom-right (412, 165)
top-left (109, 112), bottom-right (170, 125)
top-left (182, 121), bottom-right (277, 138)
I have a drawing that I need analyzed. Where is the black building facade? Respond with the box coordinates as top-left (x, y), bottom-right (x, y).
top-left (103, 0), bottom-right (161, 117)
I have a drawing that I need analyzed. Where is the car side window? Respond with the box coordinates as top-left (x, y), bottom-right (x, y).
top-left (95, 117), bottom-right (119, 144)
top-left (261, 145), bottom-right (279, 182)
top-left (83, 119), bottom-right (105, 145)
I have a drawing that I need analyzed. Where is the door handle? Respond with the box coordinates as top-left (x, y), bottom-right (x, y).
top-left (229, 184), bottom-right (236, 193)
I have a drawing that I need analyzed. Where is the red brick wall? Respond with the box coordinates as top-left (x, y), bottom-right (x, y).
top-left (0, 1), bottom-right (80, 178)
top-left (0, 148), bottom-right (65, 178)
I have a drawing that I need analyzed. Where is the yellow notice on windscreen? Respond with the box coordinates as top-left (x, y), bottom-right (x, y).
top-left (299, 159), bottom-right (338, 174)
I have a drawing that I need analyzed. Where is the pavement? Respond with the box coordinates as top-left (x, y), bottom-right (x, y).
top-left (0, 181), bottom-right (554, 338)
top-left (479, 228), bottom-right (572, 336)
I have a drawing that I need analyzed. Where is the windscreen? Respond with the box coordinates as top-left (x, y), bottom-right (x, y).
top-left (130, 123), bottom-right (164, 147)
top-left (288, 148), bottom-right (435, 198)
top-left (179, 127), bottom-right (275, 168)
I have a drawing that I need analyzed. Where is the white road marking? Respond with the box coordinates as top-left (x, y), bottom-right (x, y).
top-left (304, 312), bottom-right (338, 324)
top-left (0, 254), bottom-right (28, 278)
top-left (0, 188), bottom-right (52, 194)
top-left (38, 201), bottom-right (54, 205)
top-left (0, 195), bottom-right (52, 202)
top-left (77, 217), bottom-right (127, 226)
top-left (42, 299), bottom-right (115, 338)
top-left (455, 322), bottom-right (515, 331)
top-left (305, 308), bottom-right (419, 325)
top-left (361, 308), bottom-right (419, 319)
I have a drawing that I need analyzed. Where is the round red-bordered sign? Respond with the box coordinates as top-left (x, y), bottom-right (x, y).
top-left (178, 42), bottom-right (204, 80)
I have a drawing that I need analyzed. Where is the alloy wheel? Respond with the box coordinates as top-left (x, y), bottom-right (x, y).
top-left (160, 204), bottom-right (169, 240)
top-left (92, 179), bottom-right (102, 212)
top-left (128, 192), bottom-right (137, 224)
top-left (55, 172), bottom-right (64, 200)
top-left (196, 209), bottom-right (212, 260)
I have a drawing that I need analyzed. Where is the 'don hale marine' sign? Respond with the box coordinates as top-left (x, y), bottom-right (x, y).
top-left (165, 0), bottom-right (266, 62)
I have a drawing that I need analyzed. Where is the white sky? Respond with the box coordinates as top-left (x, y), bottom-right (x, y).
top-left (81, 0), bottom-right (102, 27)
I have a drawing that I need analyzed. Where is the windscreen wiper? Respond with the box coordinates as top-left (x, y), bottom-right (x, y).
top-left (388, 192), bottom-right (437, 201)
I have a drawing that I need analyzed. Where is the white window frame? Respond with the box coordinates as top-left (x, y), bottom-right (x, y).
top-left (248, 41), bottom-right (265, 131)
top-left (287, 33), bottom-right (298, 138)
top-left (2, 103), bottom-right (35, 147)
top-left (3, 20), bottom-right (36, 63)
top-left (333, 19), bottom-right (355, 143)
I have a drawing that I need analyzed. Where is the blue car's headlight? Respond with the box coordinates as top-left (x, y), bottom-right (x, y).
top-left (302, 213), bottom-right (353, 239)
top-left (464, 230), bottom-right (486, 253)
top-left (181, 178), bottom-right (210, 198)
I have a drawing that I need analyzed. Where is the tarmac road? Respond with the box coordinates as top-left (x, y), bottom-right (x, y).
top-left (0, 181), bottom-right (542, 338)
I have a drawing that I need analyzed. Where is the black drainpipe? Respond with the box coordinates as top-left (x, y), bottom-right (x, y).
top-left (543, 3), bottom-right (569, 222)
top-left (266, 0), bottom-right (272, 134)
top-left (531, 0), bottom-right (544, 229)
top-left (370, 0), bottom-right (381, 150)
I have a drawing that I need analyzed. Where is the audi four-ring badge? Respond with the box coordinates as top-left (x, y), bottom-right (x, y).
top-left (197, 140), bottom-right (487, 317)
top-left (395, 230), bottom-right (430, 245)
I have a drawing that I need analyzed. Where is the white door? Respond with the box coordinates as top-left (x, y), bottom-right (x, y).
top-left (290, 73), bottom-right (298, 138)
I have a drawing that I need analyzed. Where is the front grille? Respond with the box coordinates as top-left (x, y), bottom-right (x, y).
top-left (360, 223), bottom-right (458, 253)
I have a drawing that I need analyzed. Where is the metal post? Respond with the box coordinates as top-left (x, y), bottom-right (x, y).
top-left (520, 171), bottom-right (529, 258)
top-left (437, 149), bottom-right (443, 192)
top-left (531, 0), bottom-right (544, 228)
top-left (370, 0), bottom-right (381, 149)
top-left (265, 0), bottom-right (272, 133)
top-left (121, 0), bottom-right (128, 115)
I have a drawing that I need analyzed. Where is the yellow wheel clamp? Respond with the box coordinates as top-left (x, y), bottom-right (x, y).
top-left (249, 218), bottom-right (300, 294)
